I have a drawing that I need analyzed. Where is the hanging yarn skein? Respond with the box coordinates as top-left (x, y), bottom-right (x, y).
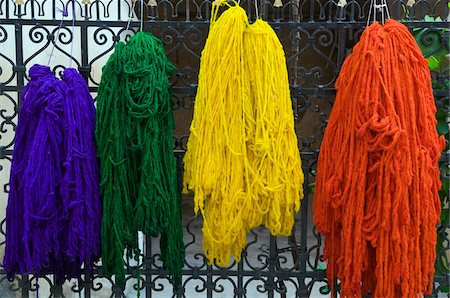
top-left (313, 19), bottom-right (445, 297)
top-left (96, 31), bottom-right (184, 286)
top-left (183, 1), bottom-right (303, 266)
top-left (243, 19), bottom-right (303, 236)
top-left (183, 3), bottom-right (250, 266)
top-left (4, 65), bottom-right (101, 283)
top-left (61, 68), bottom-right (101, 271)
top-left (96, 42), bottom-right (137, 285)
top-left (4, 65), bottom-right (66, 281)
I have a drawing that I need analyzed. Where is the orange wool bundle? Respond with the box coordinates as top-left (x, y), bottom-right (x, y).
top-left (313, 19), bottom-right (445, 297)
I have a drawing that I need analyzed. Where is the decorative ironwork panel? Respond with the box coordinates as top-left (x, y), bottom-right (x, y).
top-left (0, 0), bottom-right (449, 297)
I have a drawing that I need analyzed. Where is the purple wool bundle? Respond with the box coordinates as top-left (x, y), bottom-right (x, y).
top-left (4, 65), bottom-right (101, 282)
top-left (4, 64), bottom-right (66, 279)
top-left (60, 68), bottom-right (101, 269)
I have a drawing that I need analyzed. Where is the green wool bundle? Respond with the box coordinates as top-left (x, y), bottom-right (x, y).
top-left (96, 31), bottom-right (185, 286)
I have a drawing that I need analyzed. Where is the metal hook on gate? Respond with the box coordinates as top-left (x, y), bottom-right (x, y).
top-left (126, 0), bottom-right (145, 34)
top-left (140, 0), bottom-right (144, 31)
top-left (47, 7), bottom-right (68, 66)
top-left (125, 1), bottom-right (136, 34)
top-left (47, 0), bottom-right (76, 68)
top-left (367, 0), bottom-right (391, 26)
top-left (69, 0), bottom-right (76, 68)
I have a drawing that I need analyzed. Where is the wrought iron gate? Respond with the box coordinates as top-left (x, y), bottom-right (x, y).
top-left (0, 0), bottom-right (449, 297)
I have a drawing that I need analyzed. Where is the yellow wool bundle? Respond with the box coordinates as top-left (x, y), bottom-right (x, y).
top-left (183, 1), bottom-right (304, 266)
top-left (243, 19), bottom-right (303, 236)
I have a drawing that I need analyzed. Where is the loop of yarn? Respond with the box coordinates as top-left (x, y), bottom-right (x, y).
top-left (96, 31), bottom-right (184, 287)
top-left (183, 2), bottom-right (304, 266)
top-left (4, 65), bottom-right (101, 283)
top-left (313, 19), bottom-right (445, 297)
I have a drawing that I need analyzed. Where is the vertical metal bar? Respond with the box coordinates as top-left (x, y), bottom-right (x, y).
top-left (309, 0), bottom-right (314, 22)
top-left (30, 0), bottom-right (35, 19)
top-left (117, 0), bottom-right (121, 21)
top-left (52, 275), bottom-right (63, 297)
top-left (15, 20), bottom-right (25, 102)
top-left (261, 0), bottom-right (266, 21)
top-left (288, 0), bottom-right (292, 22)
top-left (84, 271), bottom-right (91, 298)
top-left (350, 0), bottom-right (355, 21)
top-left (186, 0), bottom-right (190, 22)
top-left (334, 18), bottom-right (347, 298)
top-left (80, 22), bottom-right (89, 81)
top-left (145, 234), bottom-right (152, 298)
top-left (292, 93), bottom-right (298, 136)
top-left (175, 154), bottom-right (183, 202)
top-left (17, 1), bottom-right (22, 18)
top-left (291, 0), bottom-right (300, 85)
top-left (207, 264), bottom-right (213, 298)
top-left (396, 0), bottom-right (401, 20)
top-left (163, 0), bottom-right (168, 21)
top-left (237, 255), bottom-right (244, 298)
top-left (327, 0), bottom-right (332, 21)
top-left (14, 10), bottom-right (27, 298)
top-left (299, 166), bottom-right (308, 273)
top-left (445, 0), bottom-right (450, 20)
top-left (52, 0), bottom-right (56, 19)
top-left (296, 155), bottom-right (309, 297)
top-left (84, 1), bottom-right (89, 20)
top-left (267, 236), bottom-right (276, 298)
top-left (176, 155), bottom-right (184, 298)
top-left (21, 274), bottom-right (30, 298)
top-left (337, 25), bottom-right (346, 71)
top-left (81, 12), bottom-right (91, 298)
top-left (5, 0), bottom-right (9, 19)
top-left (96, 0), bottom-right (100, 20)
top-left (406, 2), bottom-right (411, 21)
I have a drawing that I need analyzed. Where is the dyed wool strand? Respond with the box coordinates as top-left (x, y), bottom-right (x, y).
top-left (61, 68), bottom-right (101, 270)
top-left (313, 19), bottom-right (445, 297)
top-left (183, 1), bottom-right (303, 266)
top-left (183, 3), bottom-right (250, 266)
top-left (243, 19), bottom-right (303, 235)
top-left (4, 65), bottom-right (101, 283)
top-left (96, 42), bottom-right (136, 285)
top-left (4, 65), bottom-right (66, 280)
top-left (96, 32), bottom-right (184, 286)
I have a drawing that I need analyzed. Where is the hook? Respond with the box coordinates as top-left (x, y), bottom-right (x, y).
top-left (367, 0), bottom-right (390, 26)
top-left (140, 0), bottom-right (144, 31)
top-left (69, 0), bottom-right (76, 68)
top-left (126, 0), bottom-right (144, 33)
top-left (254, 0), bottom-right (259, 19)
top-left (126, 1), bottom-right (137, 34)
top-left (47, 7), bottom-right (68, 66)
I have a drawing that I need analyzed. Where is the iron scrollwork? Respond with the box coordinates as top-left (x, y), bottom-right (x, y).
top-left (0, 0), bottom-right (449, 297)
